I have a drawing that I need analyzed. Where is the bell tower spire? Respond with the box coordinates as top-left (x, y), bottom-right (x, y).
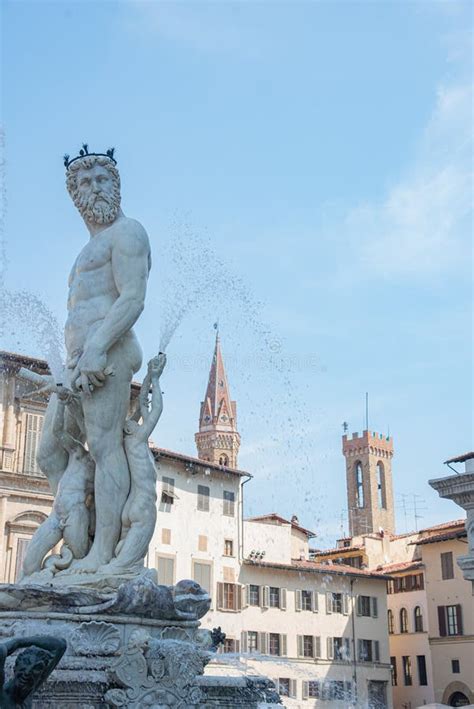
top-left (195, 328), bottom-right (240, 468)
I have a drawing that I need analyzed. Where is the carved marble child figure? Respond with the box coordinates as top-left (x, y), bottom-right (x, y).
top-left (99, 353), bottom-right (166, 576)
top-left (21, 389), bottom-right (94, 581)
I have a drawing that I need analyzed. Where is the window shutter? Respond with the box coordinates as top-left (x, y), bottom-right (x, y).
top-left (374, 640), bottom-right (380, 662)
top-left (295, 589), bottom-right (302, 612)
top-left (262, 585), bottom-right (269, 609)
top-left (312, 636), bottom-right (318, 659)
top-left (216, 582), bottom-right (224, 610)
top-left (372, 597), bottom-right (378, 618)
top-left (315, 636), bottom-right (321, 659)
top-left (343, 593), bottom-right (349, 615)
top-left (456, 604), bottom-right (463, 635)
top-left (302, 681), bottom-right (309, 700)
top-left (326, 592), bottom-right (332, 614)
top-left (290, 679), bottom-right (297, 699)
top-left (312, 591), bottom-right (319, 613)
top-left (235, 639), bottom-right (240, 653)
top-left (297, 635), bottom-right (303, 657)
top-left (242, 585), bottom-right (249, 609)
top-left (327, 636), bottom-right (334, 659)
top-left (356, 595), bottom-right (362, 615)
top-left (438, 605), bottom-right (447, 636)
top-left (236, 584), bottom-right (242, 611)
top-left (280, 634), bottom-right (287, 656)
top-left (344, 638), bottom-right (351, 660)
top-left (258, 632), bottom-right (268, 654)
top-left (280, 587), bottom-right (287, 610)
top-left (241, 631), bottom-right (248, 653)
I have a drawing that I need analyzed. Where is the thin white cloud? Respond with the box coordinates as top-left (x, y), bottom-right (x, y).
top-left (346, 82), bottom-right (472, 278)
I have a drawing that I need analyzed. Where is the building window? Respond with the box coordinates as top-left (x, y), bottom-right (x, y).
top-left (441, 551), bottom-right (454, 580)
top-left (414, 606), bottom-right (423, 632)
top-left (302, 590), bottom-right (312, 611)
top-left (247, 631), bottom-right (258, 653)
top-left (269, 587), bottom-right (280, 608)
top-left (452, 659), bottom-right (460, 674)
top-left (438, 604), bottom-right (463, 637)
top-left (157, 555), bottom-right (175, 586)
top-left (333, 637), bottom-right (348, 660)
top-left (193, 561), bottom-right (211, 593)
top-left (400, 607), bottom-right (408, 633)
top-left (278, 679), bottom-right (290, 697)
top-left (376, 461), bottom-right (386, 509)
top-left (390, 657), bottom-right (397, 686)
top-left (197, 484), bottom-right (210, 511)
top-left (358, 639), bottom-right (379, 663)
top-left (402, 656), bottom-right (412, 686)
top-left (223, 490), bottom-right (235, 516)
top-left (355, 461), bottom-right (364, 507)
top-left (308, 681), bottom-right (319, 698)
top-left (417, 655), bottom-right (427, 686)
top-left (219, 453), bottom-right (229, 466)
top-left (447, 605), bottom-right (460, 635)
top-left (161, 476), bottom-right (175, 507)
top-left (303, 635), bottom-right (314, 658)
top-left (388, 609), bottom-right (394, 634)
top-left (269, 633), bottom-right (280, 656)
top-left (223, 638), bottom-right (239, 654)
top-left (23, 412), bottom-right (44, 474)
top-left (248, 584), bottom-right (260, 606)
top-left (223, 539), bottom-right (234, 557)
top-left (357, 595), bottom-right (373, 617)
top-left (330, 592), bottom-right (343, 613)
top-left (216, 582), bottom-right (240, 611)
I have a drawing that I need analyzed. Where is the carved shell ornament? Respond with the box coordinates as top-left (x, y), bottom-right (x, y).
top-left (70, 621), bottom-right (120, 656)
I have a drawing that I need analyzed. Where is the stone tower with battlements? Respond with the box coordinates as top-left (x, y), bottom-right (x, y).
top-left (195, 332), bottom-right (240, 468)
top-left (343, 430), bottom-right (395, 537)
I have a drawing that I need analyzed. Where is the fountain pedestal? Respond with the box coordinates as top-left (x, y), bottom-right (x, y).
top-left (0, 576), bottom-right (281, 707)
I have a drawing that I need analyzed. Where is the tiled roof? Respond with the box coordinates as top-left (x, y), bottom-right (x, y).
top-left (244, 558), bottom-right (391, 581)
top-left (310, 544), bottom-right (364, 557)
top-left (418, 519), bottom-right (465, 534)
top-left (246, 513), bottom-right (316, 538)
top-left (376, 560), bottom-right (423, 574)
top-left (152, 446), bottom-right (250, 478)
top-left (410, 528), bottom-right (467, 546)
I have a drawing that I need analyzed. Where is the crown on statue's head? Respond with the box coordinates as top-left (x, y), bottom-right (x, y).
top-left (63, 144), bottom-right (117, 169)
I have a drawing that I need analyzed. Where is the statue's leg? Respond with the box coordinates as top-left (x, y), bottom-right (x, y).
top-left (36, 396), bottom-right (68, 495)
top-left (20, 516), bottom-right (62, 580)
top-left (63, 503), bottom-right (90, 559)
top-left (69, 337), bottom-right (141, 573)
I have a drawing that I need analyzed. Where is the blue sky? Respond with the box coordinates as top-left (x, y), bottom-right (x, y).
top-left (1, 0), bottom-right (472, 545)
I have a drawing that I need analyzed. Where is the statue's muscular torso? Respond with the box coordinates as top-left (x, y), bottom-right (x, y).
top-left (65, 217), bottom-right (149, 369)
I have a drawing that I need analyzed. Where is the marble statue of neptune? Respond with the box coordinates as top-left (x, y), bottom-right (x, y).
top-left (61, 146), bottom-right (150, 575)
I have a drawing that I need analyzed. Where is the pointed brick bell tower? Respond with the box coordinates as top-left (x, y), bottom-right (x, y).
top-left (195, 330), bottom-right (240, 468)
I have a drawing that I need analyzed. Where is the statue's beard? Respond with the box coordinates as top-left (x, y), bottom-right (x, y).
top-left (74, 190), bottom-right (120, 225)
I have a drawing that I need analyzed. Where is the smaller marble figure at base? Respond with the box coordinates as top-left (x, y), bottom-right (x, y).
top-left (0, 635), bottom-right (66, 708)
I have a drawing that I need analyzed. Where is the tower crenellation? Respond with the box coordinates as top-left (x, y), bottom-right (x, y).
top-left (343, 429), bottom-right (395, 537)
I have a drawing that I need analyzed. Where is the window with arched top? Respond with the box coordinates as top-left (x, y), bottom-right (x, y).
top-left (387, 609), bottom-right (394, 634)
top-left (219, 454), bottom-right (229, 466)
top-left (355, 462), bottom-right (364, 508)
top-left (400, 607), bottom-right (408, 633)
top-left (376, 461), bottom-right (386, 509)
top-left (414, 605), bottom-right (423, 632)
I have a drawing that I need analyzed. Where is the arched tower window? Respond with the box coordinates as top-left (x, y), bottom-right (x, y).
top-left (219, 454), bottom-right (229, 466)
top-left (377, 461), bottom-right (386, 509)
top-left (414, 606), bottom-right (423, 632)
top-left (387, 609), bottom-right (394, 634)
top-left (400, 607), bottom-right (408, 633)
top-left (355, 461), bottom-right (364, 508)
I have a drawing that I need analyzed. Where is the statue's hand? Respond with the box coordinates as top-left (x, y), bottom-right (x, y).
top-left (149, 353), bottom-right (166, 379)
top-left (73, 348), bottom-right (107, 395)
